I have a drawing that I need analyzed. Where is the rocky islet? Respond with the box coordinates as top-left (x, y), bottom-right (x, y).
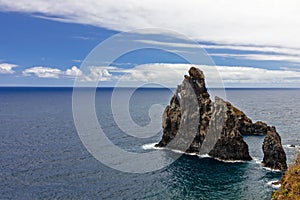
top-left (156, 67), bottom-right (287, 170)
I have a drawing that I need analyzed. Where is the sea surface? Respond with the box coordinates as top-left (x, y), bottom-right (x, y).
top-left (0, 87), bottom-right (299, 199)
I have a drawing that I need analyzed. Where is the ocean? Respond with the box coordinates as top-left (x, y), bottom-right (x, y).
top-left (0, 87), bottom-right (299, 199)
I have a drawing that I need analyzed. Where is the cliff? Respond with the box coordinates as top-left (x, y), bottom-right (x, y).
top-left (272, 153), bottom-right (300, 199)
top-left (156, 67), bottom-right (287, 169)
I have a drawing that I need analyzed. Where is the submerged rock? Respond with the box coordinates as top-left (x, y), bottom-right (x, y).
top-left (156, 67), bottom-right (287, 167)
top-left (262, 126), bottom-right (287, 170)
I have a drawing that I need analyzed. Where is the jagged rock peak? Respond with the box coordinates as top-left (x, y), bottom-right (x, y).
top-left (155, 66), bottom-right (212, 153)
top-left (188, 66), bottom-right (205, 79)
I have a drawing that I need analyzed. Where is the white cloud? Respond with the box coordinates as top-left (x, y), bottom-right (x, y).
top-left (137, 40), bottom-right (300, 55)
top-left (112, 63), bottom-right (300, 87)
top-left (80, 66), bottom-right (115, 82)
top-left (209, 53), bottom-right (300, 63)
top-left (22, 66), bottom-right (63, 78)
top-left (137, 40), bottom-right (300, 63)
top-left (65, 66), bottom-right (83, 77)
top-left (22, 65), bottom-right (84, 79)
top-left (21, 65), bottom-right (116, 81)
top-left (0, 63), bottom-right (18, 74)
top-left (1, 0), bottom-right (300, 50)
top-left (215, 65), bottom-right (300, 85)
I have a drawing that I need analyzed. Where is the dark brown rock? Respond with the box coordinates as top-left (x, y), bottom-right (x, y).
top-left (156, 67), bottom-right (251, 160)
top-left (156, 67), bottom-right (287, 166)
top-left (225, 104), bottom-right (268, 136)
top-left (207, 97), bottom-right (252, 161)
top-left (156, 95), bottom-right (181, 147)
top-left (155, 67), bottom-right (212, 153)
top-left (262, 126), bottom-right (287, 170)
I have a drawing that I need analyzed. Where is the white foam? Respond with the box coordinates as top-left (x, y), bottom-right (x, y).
top-left (214, 158), bottom-right (246, 163)
top-left (142, 144), bottom-right (255, 163)
top-left (141, 143), bottom-right (160, 150)
top-left (252, 157), bottom-right (263, 165)
top-left (251, 157), bottom-right (285, 171)
top-left (142, 144), bottom-right (200, 156)
top-left (198, 154), bottom-right (246, 163)
top-left (283, 144), bottom-right (300, 149)
top-left (170, 149), bottom-right (185, 154)
top-left (198, 154), bottom-right (211, 158)
top-left (267, 180), bottom-right (281, 189)
top-left (169, 149), bottom-right (198, 156)
top-left (262, 167), bottom-right (282, 172)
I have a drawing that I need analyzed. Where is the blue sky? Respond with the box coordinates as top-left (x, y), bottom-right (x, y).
top-left (0, 1), bottom-right (300, 87)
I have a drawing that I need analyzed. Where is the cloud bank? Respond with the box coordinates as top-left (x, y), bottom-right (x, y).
top-left (114, 63), bottom-right (300, 87)
top-left (20, 63), bottom-right (300, 87)
top-left (0, 0), bottom-right (300, 49)
top-left (137, 40), bottom-right (300, 64)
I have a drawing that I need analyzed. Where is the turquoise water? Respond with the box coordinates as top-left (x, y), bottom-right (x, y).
top-left (0, 88), bottom-right (299, 199)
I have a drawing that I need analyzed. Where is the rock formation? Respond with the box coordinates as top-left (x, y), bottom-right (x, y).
top-left (262, 126), bottom-right (287, 170)
top-left (156, 67), bottom-right (287, 169)
top-left (156, 67), bottom-right (212, 153)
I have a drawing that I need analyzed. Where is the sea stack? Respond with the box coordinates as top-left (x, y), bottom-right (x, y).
top-left (156, 67), bottom-right (287, 168)
top-left (262, 126), bottom-right (287, 170)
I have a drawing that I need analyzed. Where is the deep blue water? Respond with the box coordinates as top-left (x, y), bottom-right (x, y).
top-left (0, 87), bottom-right (299, 199)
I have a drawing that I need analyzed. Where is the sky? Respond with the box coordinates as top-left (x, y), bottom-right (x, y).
top-left (0, 0), bottom-right (300, 87)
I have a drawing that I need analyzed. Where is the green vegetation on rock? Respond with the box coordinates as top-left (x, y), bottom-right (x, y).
top-left (272, 153), bottom-right (300, 200)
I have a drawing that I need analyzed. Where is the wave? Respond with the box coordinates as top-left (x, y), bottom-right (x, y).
top-left (170, 149), bottom-right (198, 156)
top-left (262, 167), bottom-right (282, 172)
top-left (161, 147), bottom-right (199, 156)
top-left (283, 144), bottom-right (300, 149)
top-left (141, 143), bottom-right (199, 156)
top-left (252, 157), bottom-right (262, 165)
top-left (213, 157), bottom-right (246, 163)
top-left (267, 180), bottom-right (281, 189)
top-left (141, 143), bottom-right (159, 150)
top-left (143, 143), bottom-right (297, 169)
top-left (141, 143), bottom-right (247, 163)
top-left (199, 154), bottom-right (211, 158)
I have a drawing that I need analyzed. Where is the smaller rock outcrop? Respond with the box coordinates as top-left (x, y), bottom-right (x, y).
top-left (262, 126), bottom-right (287, 170)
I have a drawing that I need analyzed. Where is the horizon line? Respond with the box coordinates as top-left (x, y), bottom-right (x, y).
top-left (0, 86), bottom-right (300, 90)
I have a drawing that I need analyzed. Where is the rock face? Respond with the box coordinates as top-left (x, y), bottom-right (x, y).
top-left (207, 97), bottom-right (252, 161)
top-left (156, 67), bottom-right (287, 168)
top-left (262, 126), bottom-right (287, 170)
top-left (156, 67), bottom-right (212, 153)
